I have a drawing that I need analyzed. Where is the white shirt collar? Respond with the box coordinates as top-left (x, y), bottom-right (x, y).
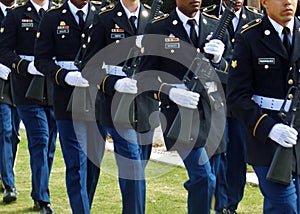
top-left (120, 0), bottom-right (140, 19)
top-left (176, 7), bottom-right (200, 26)
top-left (268, 16), bottom-right (294, 40)
top-left (68, 0), bottom-right (89, 20)
top-left (234, 8), bottom-right (242, 19)
top-left (0, 2), bottom-right (14, 16)
top-left (30, 0), bottom-right (49, 13)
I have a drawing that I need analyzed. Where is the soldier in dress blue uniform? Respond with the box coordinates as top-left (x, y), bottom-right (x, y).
top-left (81, 0), bottom-right (159, 213)
top-left (34, 0), bottom-right (107, 213)
top-left (227, 0), bottom-right (300, 212)
top-left (137, 0), bottom-right (232, 213)
top-left (0, 0), bottom-right (20, 204)
top-left (0, 0), bottom-right (57, 212)
top-left (204, 1), bottom-right (263, 213)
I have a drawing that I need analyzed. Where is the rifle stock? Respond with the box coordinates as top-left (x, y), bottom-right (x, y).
top-left (67, 87), bottom-right (89, 113)
top-left (266, 147), bottom-right (293, 185)
top-left (166, 106), bottom-right (194, 143)
top-left (25, 76), bottom-right (45, 102)
top-left (0, 79), bottom-right (4, 100)
top-left (266, 85), bottom-right (300, 185)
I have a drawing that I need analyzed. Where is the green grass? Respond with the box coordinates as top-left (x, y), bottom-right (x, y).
top-left (1, 130), bottom-right (263, 213)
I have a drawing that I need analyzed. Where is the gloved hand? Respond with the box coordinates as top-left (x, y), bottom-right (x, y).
top-left (27, 61), bottom-right (44, 76)
top-left (114, 78), bottom-right (137, 94)
top-left (268, 123), bottom-right (298, 148)
top-left (64, 71), bottom-right (89, 87)
top-left (169, 87), bottom-right (200, 109)
top-left (0, 63), bottom-right (11, 80)
top-left (204, 39), bottom-right (225, 64)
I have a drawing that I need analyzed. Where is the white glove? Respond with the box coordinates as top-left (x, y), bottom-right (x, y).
top-left (268, 123), bottom-right (298, 148)
top-left (204, 39), bottom-right (225, 64)
top-left (27, 61), bottom-right (44, 76)
top-left (169, 88), bottom-right (200, 109)
top-left (114, 78), bottom-right (137, 94)
top-left (0, 63), bottom-right (11, 80)
top-left (64, 71), bottom-right (89, 87)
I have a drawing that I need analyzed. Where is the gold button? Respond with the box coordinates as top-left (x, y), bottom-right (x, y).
top-left (154, 93), bottom-right (158, 100)
top-left (231, 38), bottom-right (235, 43)
top-left (81, 33), bottom-right (85, 38)
top-left (288, 94), bottom-right (294, 99)
top-left (288, 79), bottom-right (293, 85)
top-left (264, 65), bottom-right (269, 69)
top-left (97, 84), bottom-right (100, 90)
top-left (290, 67), bottom-right (293, 71)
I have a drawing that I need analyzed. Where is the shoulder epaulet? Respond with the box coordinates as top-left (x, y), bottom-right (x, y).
top-left (14, 2), bottom-right (26, 9)
top-left (241, 18), bottom-right (262, 33)
top-left (49, 2), bottom-right (61, 10)
top-left (91, 0), bottom-right (102, 5)
top-left (202, 12), bottom-right (219, 20)
top-left (201, 4), bottom-right (217, 13)
top-left (143, 3), bottom-right (151, 10)
top-left (152, 13), bottom-right (169, 23)
top-left (51, 1), bottom-right (61, 7)
top-left (245, 6), bottom-right (263, 16)
top-left (48, 5), bottom-right (62, 12)
top-left (99, 3), bottom-right (114, 14)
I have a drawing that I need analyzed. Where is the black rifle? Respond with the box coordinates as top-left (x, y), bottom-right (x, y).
top-left (166, 55), bottom-right (221, 143)
top-left (167, 1), bottom-right (236, 143)
top-left (205, 0), bottom-right (236, 84)
top-left (113, 0), bottom-right (164, 126)
top-left (25, 75), bottom-right (45, 102)
top-left (68, 1), bottom-right (112, 113)
top-left (266, 85), bottom-right (300, 185)
top-left (0, 78), bottom-right (5, 101)
top-left (148, 0), bottom-right (163, 21)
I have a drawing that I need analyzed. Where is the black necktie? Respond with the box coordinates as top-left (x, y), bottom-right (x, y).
top-left (283, 27), bottom-right (291, 56)
top-left (129, 15), bottom-right (137, 34)
top-left (5, 7), bottom-right (12, 14)
top-left (187, 19), bottom-right (198, 47)
top-left (39, 8), bottom-right (45, 19)
top-left (76, 10), bottom-right (85, 31)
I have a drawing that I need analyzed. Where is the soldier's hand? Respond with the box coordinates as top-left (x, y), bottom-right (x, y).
top-left (114, 78), bottom-right (137, 94)
top-left (169, 88), bottom-right (200, 109)
top-left (204, 39), bottom-right (225, 64)
top-left (27, 62), bottom-right (44, 76)
top-left (64, 71), bottom-right (89, 87)
top-left (0, 63), bottom-right (11, 80)
top-left (268, 123), bottom-right (298, 148)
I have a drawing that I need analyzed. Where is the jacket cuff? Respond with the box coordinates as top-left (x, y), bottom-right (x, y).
top-left (55, 68), bottom-right (69, 87)
top-left (13, 58), bottom-right (30, 76)
top-left (153, 83), bottom-right (174, 104)
top-left (212, 58), bottom-right (229, 72)
top-left (253, 114), bottom-right (277, 143)
top-left (100, 75), bottom-right (122, 96)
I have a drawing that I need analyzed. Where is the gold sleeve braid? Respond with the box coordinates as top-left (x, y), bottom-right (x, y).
top-left (158, 82), bottom-right (168, 101)
top-left (55, 68), bottom-right (63, 85)
top-left (253, 113), bottom-right (268, 137)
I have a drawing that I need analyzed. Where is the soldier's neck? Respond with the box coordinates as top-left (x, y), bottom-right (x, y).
top-left (121, 0), bottom-right (139, 13)
top-left (31, 0), bottom-right (48, 7)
